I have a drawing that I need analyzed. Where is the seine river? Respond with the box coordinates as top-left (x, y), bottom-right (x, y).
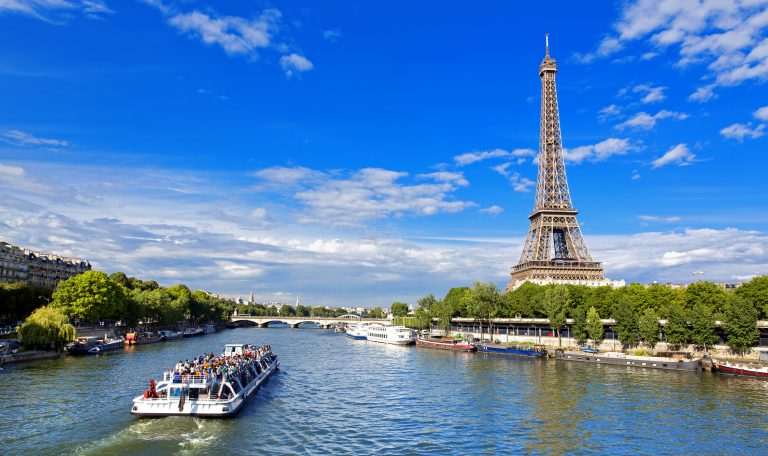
top-left (2, 327), bottom-right (767, 455)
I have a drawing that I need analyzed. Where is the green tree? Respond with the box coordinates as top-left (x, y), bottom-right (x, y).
top-left (367, 306), bottom-right (384, 319)
top-left (502, 281), bottom-right (542, 318)
top-left (443, 287), bottom-right (470, 317)
top-left (571, 305), bottom-right (589, 345)
top-left (109, 272), bottom-right (132, 290)
top-left (465, 282), bottom-right (501, 340)
top-left (167, 284), bottom-right (192, 319)
top-left (279, 305), bottom-right (296, 317)
top-left (430, 298), bottom-right (453, 334)
top-left (18, 306), bottom-right (76, 349)
top-left (735, 275), bottom-right (768, 319)
top-left (614, 299), bottom-right (639, 349)
top-left (586, 306), bottom-right (603, 346)
top-left (664, 303), bottom-right (689, 348)
top-left (723, 295), bottom-right (759, 355)
top-left (689, 302), bottom-right (718, 350)
top-left (638, 308), bottom-right (660, 350)
top-left (685, 281), bottom-right (727, 314)
top-left (542, 285), bottom-right (570, 347)
top-left (51, 270), bottom-right (127, 322)
top-left (390, 302), bottom-right (409, 317)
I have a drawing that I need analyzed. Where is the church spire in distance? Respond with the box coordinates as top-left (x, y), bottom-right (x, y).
top-left (507, 35), bottom-right (614, 290)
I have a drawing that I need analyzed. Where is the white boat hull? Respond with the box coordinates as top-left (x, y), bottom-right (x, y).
top-left (131, 359), bottom-right (279, 417)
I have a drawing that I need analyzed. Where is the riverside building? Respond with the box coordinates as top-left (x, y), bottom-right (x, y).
top-left (0, 241), bottom-right (91, 289)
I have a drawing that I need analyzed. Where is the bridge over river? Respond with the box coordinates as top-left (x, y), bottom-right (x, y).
top-left (229, 314), bottom-right (390, 328)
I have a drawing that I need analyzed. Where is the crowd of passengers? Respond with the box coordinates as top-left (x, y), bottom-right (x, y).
top-left (169, 344), bottom-right (275, 385)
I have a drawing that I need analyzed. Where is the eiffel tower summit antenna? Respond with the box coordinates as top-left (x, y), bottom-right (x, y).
top-left (507, 36), bottom-right (622, 290)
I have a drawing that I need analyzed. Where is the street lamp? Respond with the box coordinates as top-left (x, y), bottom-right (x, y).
top-left (38, 296), bottom-right (50, 304)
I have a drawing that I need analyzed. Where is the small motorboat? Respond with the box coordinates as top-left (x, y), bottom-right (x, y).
top-left (183, 328), bottom-right (204, 338)
top-left (712, 359), bottom-right (768, 378)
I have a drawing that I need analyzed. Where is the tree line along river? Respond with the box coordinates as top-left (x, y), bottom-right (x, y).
top-left (1, 326), bottom-right (766, 455)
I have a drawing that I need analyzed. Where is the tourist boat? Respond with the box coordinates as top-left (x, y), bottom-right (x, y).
top-left (158, 330), bottom-right (183, 341)
top-left (345, 323), bottom-right (368, 340)
top-left (365, 324), bottom-right (416, 345)
top-left (712, 360), bottom-right (768, 378)
top-left (203, 324), bottom-right (216, 334)
top-left (66, 336), bottom-right (100, 355)
top-left (87, 336), bottom-right (126, 354)
top-left (555, 349), bottom-right (702, 371)
top-left (125, 332), bottom-right (163, 346)
top-left (476, 344), bottom-right (546, 358)
top-left (416, 337), bottom-right (476, 352)
top-left (183, 327), bottom-right (205, 338)
top-left (130, 343), bottom-right (279, 417)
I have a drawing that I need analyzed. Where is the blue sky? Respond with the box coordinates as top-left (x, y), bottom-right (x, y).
top-left (1, 0), bottom-right (767, 307)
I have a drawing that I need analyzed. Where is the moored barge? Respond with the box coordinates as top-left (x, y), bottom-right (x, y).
top-left (416, 337), bottom-right (476, 352)
top-left (477, 344), bottom-right (546, 358)
top-left (555, 349), bottom-right (702, 371)
top-left (130, 343), bottom-right (279, 417)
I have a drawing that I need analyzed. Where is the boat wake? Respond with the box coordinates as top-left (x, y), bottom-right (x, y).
top-left (73, 416), bottom-right (226, 455)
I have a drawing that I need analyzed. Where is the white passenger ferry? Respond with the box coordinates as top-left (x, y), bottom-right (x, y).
top-left (345, 323), bottom-right (369, 340)
top-left (365, 324), bottom-right (416, 345)
top-left (130, 343), bottom-right (279, 417)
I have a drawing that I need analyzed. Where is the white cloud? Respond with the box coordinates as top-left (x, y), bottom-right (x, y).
top-left (0, 0), bottom-right (112, 22)
top-left (615, 109), bottom-right (688, 130)
top-left (168, 9), bottom-right (278, 56)
top-left (720, 122), bottom-right (765, 141)
top-left (1, 129), bottom-right (70, 147)
top-left (453, 148), bottom-right (534, 166)
top-left (632, 83), bottom-right (666, 103)
top-left (564, 138), bottom-right (635, 164)
top-left (578, 0), bottom-right (768, 100)
top-left (417, 171), bottom-right (469, 187)
top-left (598, 104), bottom-right (621, 121)
top-left (280, 53), bottom-right (314, 77)
top-left (479, 205), bottom-right (504, 216)
top-left (573, 36), bottom-right (624, 63)
top-left (723, 122), bottom-right (766, 142)
top-left (492, 162), bottom-right (535, 192)
top-left (651, 143), bottom-right (696, 168)
top-left (252, 166), bottom-right (474, 226)
top-left (323, 29), bottom-right (341, 41)
top-left (638, 215), bottom-right (681, 223)
top-left (754, 105), bottom-right (768, 121)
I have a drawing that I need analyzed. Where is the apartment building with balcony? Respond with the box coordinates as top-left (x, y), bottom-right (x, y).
top-left (0, 241), bottom-right (91, 289)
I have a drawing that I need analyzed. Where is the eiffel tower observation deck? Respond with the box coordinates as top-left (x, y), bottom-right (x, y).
top-left (507, 36), bottom-right (623, 291)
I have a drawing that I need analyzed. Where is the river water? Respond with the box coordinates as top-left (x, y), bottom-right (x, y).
top-left (1, 327), bottom-right (767, 455)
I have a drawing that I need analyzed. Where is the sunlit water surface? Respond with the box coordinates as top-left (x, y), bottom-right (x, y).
top-left (1, 327), bottom-right (767, 455)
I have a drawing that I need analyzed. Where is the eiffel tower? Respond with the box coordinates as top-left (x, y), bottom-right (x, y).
top-left (507, 35), bottom-right (609, 290)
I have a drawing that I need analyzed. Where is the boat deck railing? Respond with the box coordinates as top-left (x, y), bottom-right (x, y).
top-left (162, 372), bottom-right (212, 385)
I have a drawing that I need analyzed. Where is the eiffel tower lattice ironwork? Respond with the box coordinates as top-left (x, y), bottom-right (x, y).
top-left (507, 35), bottom-right (605, 290)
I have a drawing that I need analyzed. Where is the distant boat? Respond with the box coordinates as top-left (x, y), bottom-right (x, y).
top-left (477, 344), bottom-right (546, 358)
top-left (712, 360), bottom-right (768, 378)
top-left (158, 330), bottom-right (183, 341)
top-left (125, 332), bottom-right (163, 345)
top-left (88, 336), bottom-right (125, 354)
top-left (203, 324), bottom-right (216, 334)
top-left (364, 324), bottom-right (416, 345)
top-left (66, 336), bottom-right (100, 356)
top-left (345, 323), bottom-right (368, 340)
top-left (416, 337), bottom-right (476, 352)
top-left (556, 349), bottom-right (702, 371)
top-left (183, 328), bottom-right (204, 338)
top-left (579, 346), bottom-right (600, 353)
